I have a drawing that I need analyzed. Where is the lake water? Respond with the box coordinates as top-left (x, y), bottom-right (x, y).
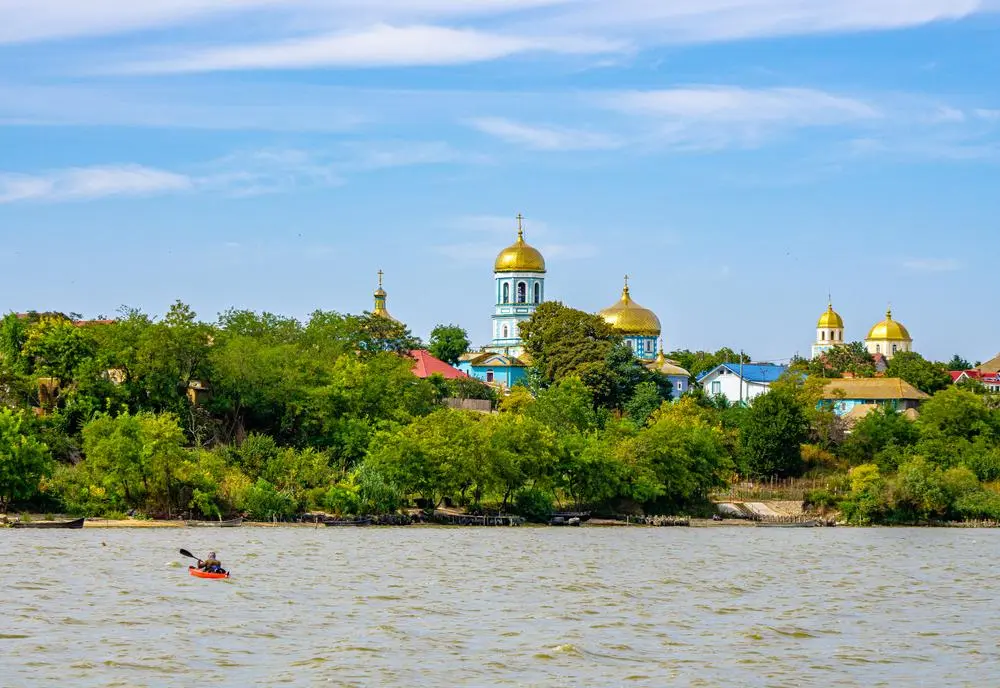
top-left (2, 526), bottom-right (998, 687)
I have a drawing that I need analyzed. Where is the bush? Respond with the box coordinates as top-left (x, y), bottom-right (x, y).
top-left (513, 487), bottom-right (554, 522)
top-left (803, 489), bottom-right (839, 511)
top-left (323, 483), bottom-right (360, 516)
top-left (240, 479), bottom-right (296, 521)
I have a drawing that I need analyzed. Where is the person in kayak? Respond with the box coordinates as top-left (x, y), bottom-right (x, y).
top-left (198, 551), bottom-right (224, 573)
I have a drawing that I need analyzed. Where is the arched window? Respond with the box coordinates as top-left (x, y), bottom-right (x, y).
top-left (876, 344), bottom-right (881, 354)
top-left (502, 283), bottom-right (510, 304)
top-left (892, 344), bottom-right (898, 355)
top-left (821, 331), bottom-right (826, 341)
top-left (517, 282), bottom-right (526, 303)
top-left (502, 325), bottom-right (509, 339)
top-left (534, 283), bottom-right (540, 304)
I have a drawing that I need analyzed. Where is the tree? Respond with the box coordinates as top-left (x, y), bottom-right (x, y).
top-left (0, 409), bottom-right (52, 512)
top-left (947, 355), bottom-right (973, 371)
top-left (739, 389), bottom-right (810, 478)
top-left (917, 387), bottom-right (994, 443)
top-left (428, 324), bottom-right (470, 365)
top-left (840, 408), bottom-right (919, 468)
top-left (886, 352), bottom-right (951, 395)
top-left (519, 301), bottom-right (619, 385)
top-left (792, 342), bottom-right (877, 379)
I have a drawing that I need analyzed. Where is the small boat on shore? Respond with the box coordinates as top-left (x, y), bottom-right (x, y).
top-left (10, 517), bottom-right (85, 529)
top-left (323, 517), bottom-right (372, 527)
top-left (188, 566), bottom-right (230, 579)
top-left (185, 517), bottom-right (243, 528)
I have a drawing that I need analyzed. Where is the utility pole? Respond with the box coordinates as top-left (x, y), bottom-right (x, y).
top-left (739, 350), bottom-right (745, 407)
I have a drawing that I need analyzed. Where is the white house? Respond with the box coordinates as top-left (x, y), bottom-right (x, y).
top-left (697, 363), bottom-right (789, 406)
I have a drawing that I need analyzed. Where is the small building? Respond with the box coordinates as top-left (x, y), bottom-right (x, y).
top-left (950, 369), bottom-right (1000, 393)
top-left (408, 350), bottom-right (469, 380)
top-left (696, 363), bottom-right (789, 406)
top-left (819, 377), bottom-right (929, 417)
top-left (457, 351), bottom-right (528, 390)
top-left (643, 348), bottom-right (691, 399)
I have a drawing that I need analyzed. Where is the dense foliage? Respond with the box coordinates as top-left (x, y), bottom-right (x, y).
top-left (2, 306), bottom-right (998, 525)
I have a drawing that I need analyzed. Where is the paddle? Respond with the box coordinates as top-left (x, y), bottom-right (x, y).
top-left (179, 548), bottom-right (201, 562)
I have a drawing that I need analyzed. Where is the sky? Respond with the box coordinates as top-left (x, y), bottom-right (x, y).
top-left (1, 1), bottom-right (999, 364)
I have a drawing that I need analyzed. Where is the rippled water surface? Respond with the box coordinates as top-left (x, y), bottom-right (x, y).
top-left (2, 527), bottom-right (999, 686)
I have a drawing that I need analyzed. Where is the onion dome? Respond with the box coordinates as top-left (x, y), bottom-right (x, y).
top-left (598, 276), bottom-right (661, 337)
top-left (372, 270), bottom-right (400, 323)
top-left (494, 214), bottom-right (545, 273)
top-left (867, 308), bottom-right (911, 341)
top-left (645, 346), bottom-right (691, 378)
top-left (817, 302), bottom-right (844, 329)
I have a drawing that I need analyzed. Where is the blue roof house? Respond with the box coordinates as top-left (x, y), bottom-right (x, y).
top-left (697, 363), bottom-right (789, 406)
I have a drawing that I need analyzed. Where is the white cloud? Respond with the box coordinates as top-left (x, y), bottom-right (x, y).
top-left (604, 86), bottom-right (880, 125)
top-left (468, 117), bottom-right (621, 150)
top-left (901, 258), bottom-right (962, 272)
top-left (0, 164), bottom-right (192, 203)
top-left (1, 0), bottom-right (989, 47)
top-left (0, 142), bottom-right (477, 204)
top-left (115, 24), bottom-right (622, 74)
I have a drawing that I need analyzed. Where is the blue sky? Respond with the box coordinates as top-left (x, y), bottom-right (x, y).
top-left (1, 1), bottom-right (998, 363)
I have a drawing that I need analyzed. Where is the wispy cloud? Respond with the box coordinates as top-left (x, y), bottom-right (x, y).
top-left (468, 117), bottom-right (621, 151)
top-left (0, 142), bottom-right (476, 204)
top-left (114, 24), bottom-right (622, 74)
top-left (901, 257), bottom-right (963, 272)
top-left (0, 164), bottom-right (193, 203)
top-left (1, 0), bottom-right (989, 48)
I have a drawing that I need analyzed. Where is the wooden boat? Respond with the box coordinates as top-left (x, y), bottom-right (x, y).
top-left (755, 519), bottom-right (819, 528)
top-left (185, 517), bottom-right (243, 527)
top-left (548, 516), bottom-right (581, 527)
top-left (10, 517), bottom-right (85, 529)
top-left (323, 517), bottom-right (372, 527)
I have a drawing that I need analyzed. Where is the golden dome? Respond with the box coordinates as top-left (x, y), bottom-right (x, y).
top-left (598, 277), bottom-right (661, 337)
top-left (645, 346), bottom-right (690, 377)
top-left (817, 302), bottom-right (844, 329)
top-left (866, 309), bottom-right (911, 342)
top-left (373, 270), bottom-right (400, 323)
top-left (494, 215), bottom-right (545, 273)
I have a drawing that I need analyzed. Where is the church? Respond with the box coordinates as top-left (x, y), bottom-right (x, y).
top-left (810, 301), bottom-right (914, 360)
top-left (455, 215), bottom-right (690, 396)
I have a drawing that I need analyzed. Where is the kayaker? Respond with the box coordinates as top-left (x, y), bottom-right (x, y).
top-left (198, 551), bottom-right (223, 573)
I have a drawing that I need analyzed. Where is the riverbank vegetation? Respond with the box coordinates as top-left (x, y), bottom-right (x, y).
top-left (1, 306), bottom-right (997, 525)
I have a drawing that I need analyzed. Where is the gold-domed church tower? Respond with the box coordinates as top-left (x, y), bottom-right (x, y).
top-left (487, 214), bottom-right (545, 358)
top-left (372, 269), bottom-right (400, 323)
top-left (811, 300), bottom-right (845, 359)
top-left (865, 308), bottom-right (912, 359)
top-left (598, 276), bottom-right (661, 360)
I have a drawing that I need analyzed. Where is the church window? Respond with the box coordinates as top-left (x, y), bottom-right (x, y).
top-left (502, 283), bottom-right (510, 304)
top-left (821, 331), bottom-right (826, 341)
top-left (486, 369), bottom-right (494, 383)
top-left (517, 282), bottom-right (526, 303)
top-left (876, 345), bottom-right (881, 354)
top-left (892, 344), bottom-right (898, 355)
top-left (534, 283), bottom-right (540, 304)
top-left (502, 325), bottom-right (509, 339)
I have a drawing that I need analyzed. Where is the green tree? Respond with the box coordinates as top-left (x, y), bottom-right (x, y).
top-left (519, 302), bottom-right (618, 385)
top-left (0, 409), bottom-right (52, 512)
top-left (428, 324), bottom-right (470, 365)
top-left (946, 355), bottom-right (973, 371)
top-left (739, 389), bottom-right (809, 478)
top-left (887, 351), bottom-right (952, 395)
top-left (840, 408), bottom-right (919, 468)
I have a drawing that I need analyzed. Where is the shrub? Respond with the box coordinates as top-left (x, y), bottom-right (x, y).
top-left (241, 479), bottom-right (296, 521)
top-left (323, 483), bottom-right (360, 516)
top-left (803, 489), bottom-right (839, 511)
top-left (513, 487), bottom-right (554, 522)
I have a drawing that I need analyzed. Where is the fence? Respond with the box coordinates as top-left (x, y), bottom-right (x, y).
top-left (711, 476), bottom-right (845, 502)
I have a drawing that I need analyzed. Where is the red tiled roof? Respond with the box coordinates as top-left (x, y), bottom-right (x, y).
top-left (408, 350), bottom-right (469, 380)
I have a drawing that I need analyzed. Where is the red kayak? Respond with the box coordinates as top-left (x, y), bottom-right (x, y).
top-left (188, 566), bottom-right (230, 579)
